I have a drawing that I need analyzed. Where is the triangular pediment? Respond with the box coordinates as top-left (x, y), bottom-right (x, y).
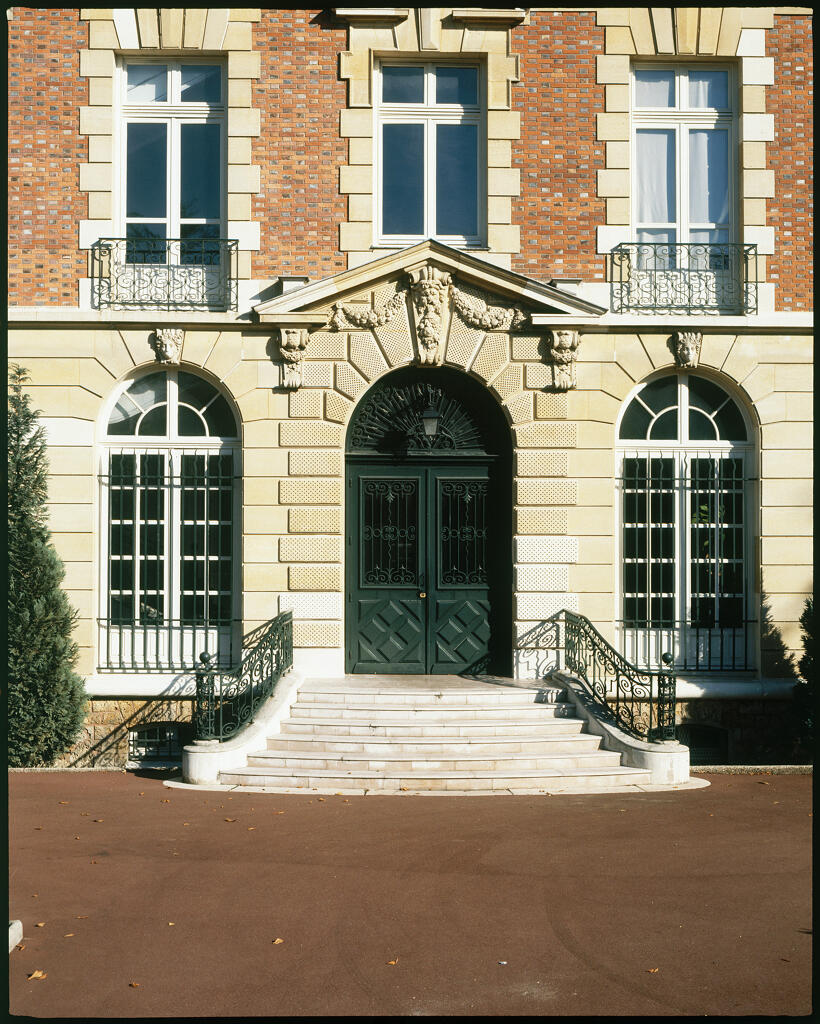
top-left (252, 239), bottom-right (605, 323)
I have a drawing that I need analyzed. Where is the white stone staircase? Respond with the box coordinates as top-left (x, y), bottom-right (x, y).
top-left (218, 676), bottom-right (656, 794)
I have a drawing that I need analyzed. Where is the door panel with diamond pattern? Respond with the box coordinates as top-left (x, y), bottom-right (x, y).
top-left (347, 463), bottom-right (506, 674)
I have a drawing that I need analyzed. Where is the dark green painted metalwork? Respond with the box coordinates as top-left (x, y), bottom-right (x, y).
top-left (346, 367), bottom-right (512, 676)
top-left (193, 611), bottom-right (293, 741)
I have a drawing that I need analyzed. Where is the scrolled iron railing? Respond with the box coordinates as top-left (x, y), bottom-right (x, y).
top-left (609, 242), bottom-right (758, 314)
top-left (517, 609), bottom-right (677, 742)
top-left (194, 611), bottom-right (293, 742)
top-left (91, 237), bottom-right (238, 310)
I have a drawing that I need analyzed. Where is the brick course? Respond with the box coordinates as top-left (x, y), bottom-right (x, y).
top-left (8, 8), bottom-right (88, 307)
top-left (511, 10), bottom-right (607, 282)
top-left (766, 15), bottom-right (813, 310)
top-left (250, 9), bottom-right (348, 282)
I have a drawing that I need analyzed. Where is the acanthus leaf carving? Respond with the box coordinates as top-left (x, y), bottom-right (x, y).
top-left (278, 328), bottom-right (309, 390)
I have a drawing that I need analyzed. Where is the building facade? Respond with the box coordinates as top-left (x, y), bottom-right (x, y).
top-left (8, 7), bottom-right (813, 767)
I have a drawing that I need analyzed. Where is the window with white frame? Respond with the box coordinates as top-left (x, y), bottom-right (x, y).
top-left (632, 64), bottom-right (735, 258)
top-left (374, 61), bottom-right (485, 246)
top-left (119, 61), bottom-right (226, 263)
top-left (99, 369), bottom-right (240, 672)
top-left (616, 372), bottom-right (755, 673)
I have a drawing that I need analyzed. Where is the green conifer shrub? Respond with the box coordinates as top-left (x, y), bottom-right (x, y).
top-left (7, 365), bottom-right (87, 766)
top-left (792, 596), bottom-right (815, 750)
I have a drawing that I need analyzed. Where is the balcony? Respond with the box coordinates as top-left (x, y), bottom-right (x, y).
top-left (609, 242), bottom-right (759, 315)
top-left (91, 237), bottom-right (238, 311)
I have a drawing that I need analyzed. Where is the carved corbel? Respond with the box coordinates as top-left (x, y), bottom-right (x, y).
top-left (278, 328), bottom-right (309, 389)
top-left (406, 265), bottom-right (452, 366)
top-left (672, 330), bottom-right (703, 368)
top-left (152, 328), bottom-right (184, 364)
top-left (543, 329), bottom-right (581, 390)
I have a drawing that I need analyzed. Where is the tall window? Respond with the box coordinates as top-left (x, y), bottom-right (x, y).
top-left (616, 373), bottom-right (754, 672)
top-left (119, 60), bottom-right (225, 263)
top-left (99, 369), bottom-right (239, 671)
top-left (375, 61), bottom-right (484, 246)
top-left (632, 65), bottom-right (735, 256)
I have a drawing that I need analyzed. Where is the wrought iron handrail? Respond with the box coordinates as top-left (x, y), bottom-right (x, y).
top-left (518, 610), bottom-right (677, 742)
top-left (609, 242), bottom-right (758, 314)
top-left (193, 611), bottom-right (293, 742)
top-left (91, 237), bottom-right (239, 310)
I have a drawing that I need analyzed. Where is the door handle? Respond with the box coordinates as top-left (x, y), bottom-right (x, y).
top-left (419, 592), bottom-right (427, 599)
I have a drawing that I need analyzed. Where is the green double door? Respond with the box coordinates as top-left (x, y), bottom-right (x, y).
top-left (346, 461), bottom-right (510, 675)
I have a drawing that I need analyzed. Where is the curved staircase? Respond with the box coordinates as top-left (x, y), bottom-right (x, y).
top-left (218, 676), bottom-right (655, 794)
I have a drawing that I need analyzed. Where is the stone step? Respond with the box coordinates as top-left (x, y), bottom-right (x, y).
top-left (295, 687), bottom-right (567, 707)
top-left (246, 748), bottom-right (623, 772)
top-left (268, 732), bottom-right (604, 756)
top-left (219, 764), bottom-right (652, 793)
top-left (289, 701), bottom-right (576, 720)
top-left (279, 716), bottom-right (586, 737)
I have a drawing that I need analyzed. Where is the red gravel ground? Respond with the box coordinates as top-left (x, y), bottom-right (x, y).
top-left (8, 769), bottom-right (813, 1017)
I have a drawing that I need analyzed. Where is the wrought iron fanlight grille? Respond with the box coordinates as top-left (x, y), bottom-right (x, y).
top-left (348, 380), bottom-right (490, 454)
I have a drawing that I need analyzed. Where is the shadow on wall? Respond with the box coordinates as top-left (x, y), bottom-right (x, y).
top-left (56, 699), bottom-right (193, 768)
top-left (759, 589), bottom-right (798, 679)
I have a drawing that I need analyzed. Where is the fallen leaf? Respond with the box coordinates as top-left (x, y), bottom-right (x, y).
top-left (80, 812), bottom-right (89, 816)
top-left (31, 894), bottom-right (38, 898)
top-left (272, 938), bottom-right (284, 944)
top-left (129, 981), bottom-right (140, 988)
top-left (58, 801), bottom-right (68, 805)
top-left (93, 819), bottom-right (104, 823)
top-left (90, 860), bottom-right (97, 864)
top-left (399, 787), bottom-right (408, 792)
top-left (76, 916), bottom-right (88, 920)
top-left (183, 822), bottom-right (190, 826)
top-left (168, 922), bottom-right (175, 927)
top-left (27, 970), bottom-right (47, 980)
top-left (138, 792), bottom-right (144, 796)
top-left (63, 933), bottom-right (75, 938)
top-left (386, 958), bottom-right (399, 966)
top-left (161, 799), bottom-right (170, 803)
top-left (318, 797), bottom-right (325, 802)
top-left (35, 923), bottom-right (45, 928)
top-left (756, 780), bottom-right (770, 785)
top-left (74, 836), bottom-right (81, 840)
top-left (16, 943), bottom-right (26, 951)
top-left (34, 827), bottom-right (43, 830)
top-left (781, 958), bottom-right (790, 962)
top-left (647, 967), bottom-right (659, 973)
top-left (224, 818), bottom-right (236, 822)
top-left (247, 827), bottom-right (256, 831)
top-left (276, 811), bottom-right (285, 815)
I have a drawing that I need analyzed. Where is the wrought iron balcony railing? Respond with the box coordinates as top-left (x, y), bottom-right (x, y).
top-left (618, 619), bottom-right (757, 673)
top-left (91, 237), bottom-right (238, 311)
top-left (609, 242), bottom-right (759, 315)
top-left (98, 617), bottom-right (239, 672)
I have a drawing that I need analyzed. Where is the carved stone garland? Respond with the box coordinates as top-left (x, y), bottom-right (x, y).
top-left (543, 329), bottom-right (581, 391)
top-left (152, 327), bottom-right (184, 364)
top-left (450, 286), bottom-right (529, 332)
top-left (278, 328), bottom-right (309, 389)
top-left (328, 289), bottom-right (406, 332)
top-left (672, 330), bottom-right (703, 368)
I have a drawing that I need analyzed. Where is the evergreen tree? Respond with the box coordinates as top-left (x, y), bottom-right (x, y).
top-left (792, 596), bottom-right (815, 750)
top-left (8, 365), bottom-right (87, 766)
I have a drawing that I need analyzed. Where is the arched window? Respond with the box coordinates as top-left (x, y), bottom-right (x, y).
top-left (616, 372), bottom-right (754, 672)
top-left (99, 369), bottom-right (239, 671)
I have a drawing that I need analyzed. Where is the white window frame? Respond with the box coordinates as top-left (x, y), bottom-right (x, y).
top-left (97, 368), bottom-right (241, 672)
top-left (631, 63), bottom-right (737, 247)
top-left (615, 371), bottom-right (756, 673)
top-left (373, 59), bottom-right (486, 248)
top-left (115, 59), bottom-right (227, 248)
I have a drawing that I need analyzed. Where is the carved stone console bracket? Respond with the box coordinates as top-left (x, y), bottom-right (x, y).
top-left (278, 328), bottom-right (310, 390)
top-left (672, 330), bottom-right (703, 368)
top-left (152, 327), bottom-right (184, 364)
top-left (543, 329), bottom-right (581, 391)
top-left (406, 265), bottom-right (452, 366)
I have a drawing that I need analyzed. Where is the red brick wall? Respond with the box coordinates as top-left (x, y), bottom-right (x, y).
top-left (766, 15), bottom-right (813, 311)
top-left (8, 8), bottom-right (88, 307)
top-left (251, 9), bottom-right (348, 281)
top-left (511, 10), bottom-right (606, 283)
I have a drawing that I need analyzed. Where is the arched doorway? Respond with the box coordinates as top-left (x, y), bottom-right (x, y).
top-left (345, 366), bottom-right (512, 675)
